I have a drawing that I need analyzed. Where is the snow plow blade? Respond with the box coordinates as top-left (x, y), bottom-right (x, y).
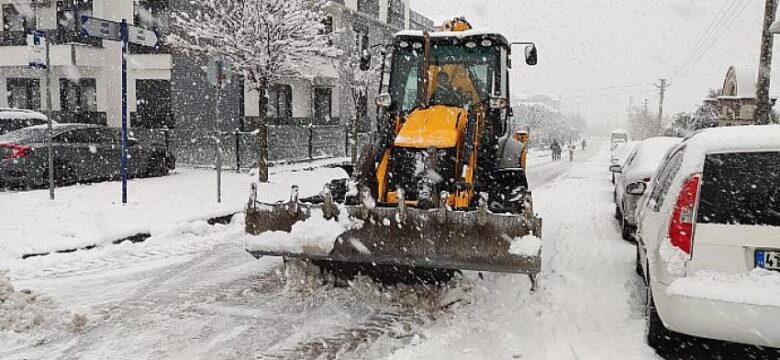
top-left (245, 195), bottom-right (542, 275)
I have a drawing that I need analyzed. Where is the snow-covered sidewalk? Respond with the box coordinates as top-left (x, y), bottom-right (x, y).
top-left (387, 143), bottom-right (659, 359)
top-left (0, 159), bottom-right (348, 260)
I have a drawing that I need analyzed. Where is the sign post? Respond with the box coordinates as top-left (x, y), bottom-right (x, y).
top-left (120, 19), bottom-right (129, 205)
top-left (81, 16), bottom-right (157, 204)
top-left (207, 56), bottom-right (231, 204)
top-left (27, 30), bottom-right (54, 200)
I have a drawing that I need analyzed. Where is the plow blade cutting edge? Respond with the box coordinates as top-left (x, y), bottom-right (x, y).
top-left (245, 189), bottom-right (542, 275)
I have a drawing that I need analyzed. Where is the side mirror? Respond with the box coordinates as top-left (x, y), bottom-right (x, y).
top-left (359, 50), bottom-right (372, 71)
top-left (525, 44), bottom-right (538, 66)
top-left (609, 164), bottom-right (622, 173)
top-left (375, 93), bottom-right (391, 108)
top-left (128, 137), bottom-right (139, 147)
top-left (626, 182), bottom-right (647, 196)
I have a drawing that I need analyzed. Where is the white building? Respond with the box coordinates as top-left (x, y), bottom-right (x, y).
top-left (0, 0), bottom-right (433, 133)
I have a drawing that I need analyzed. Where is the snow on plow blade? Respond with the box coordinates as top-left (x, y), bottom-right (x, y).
top-left (245, 195), bottom-right (542, 275)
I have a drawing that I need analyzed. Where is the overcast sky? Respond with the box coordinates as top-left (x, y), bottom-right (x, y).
top-left (410, 0), bottom-right (780, 127)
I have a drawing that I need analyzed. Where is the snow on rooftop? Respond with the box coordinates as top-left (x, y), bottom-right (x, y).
top-left (720, 64), bottom-right (758, 98)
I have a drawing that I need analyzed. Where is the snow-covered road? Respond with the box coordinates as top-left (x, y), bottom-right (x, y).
top-left (9, 142), bottom-right (756, 359)
top-left (387, 142), bottom-right (657, 360)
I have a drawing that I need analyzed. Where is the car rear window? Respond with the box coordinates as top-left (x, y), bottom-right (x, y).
top-left (0, 127), bottom-right (49, 143)
top-left (0, 118), bottom-right (46, 135)
top-left (698, 151), bottom-right (780, 226)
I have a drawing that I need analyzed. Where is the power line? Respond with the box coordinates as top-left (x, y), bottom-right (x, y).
top-left (671, 0), bottom-right (753, 80)
top-left (669, 0), bottom-right (736, 77)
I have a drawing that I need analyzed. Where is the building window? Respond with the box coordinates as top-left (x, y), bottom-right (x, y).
top-left (354, 26), bottom-right (369, 53)
top-left (57, 0), bottom-right (93, 36)
top-left (8, 79), bottom-right (41, 110)
top-left (134, 1), bottom-right (169, 34)
top-left (267, 84), bottom-right (292, 118)
top-left (320, 16), bottom-right (333, 45)
top-left (7, 78), bottom-right (41, 110)
top-left (60, 78), bottom-right (97, 113)
top-left (314, 88), bottom-right (332, 122)
top-left (2, 4), bottom-right (36, 32)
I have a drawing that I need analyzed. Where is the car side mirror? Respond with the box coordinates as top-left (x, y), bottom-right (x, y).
top-left (609, 164), bottom-right (622, 173)
top-left (128, 137), bottom-right (139, 147)
top-left (626, 182), bottom-right (647, 196)
top-left (525, 44), bottom-right (538, 66)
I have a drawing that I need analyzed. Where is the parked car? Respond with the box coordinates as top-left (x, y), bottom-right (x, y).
top-left (0, 124), bottom-right (174, 188)
top-left (0, 108), bottom-right (51, 135)
top-left (610, 141), bottom-right (636, 183)
top-left (634, 125), bottom-right (780, 352)
top-left (610, 137), bottom-right (681, 241)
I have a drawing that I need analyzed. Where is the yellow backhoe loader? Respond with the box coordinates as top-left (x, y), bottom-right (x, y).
top-left (245, 18), bottom-right (543, 286)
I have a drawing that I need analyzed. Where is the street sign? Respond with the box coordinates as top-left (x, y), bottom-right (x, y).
top-left (79, 16), bottom-right (159, 205)
top-left (207, 55), bottom-right (232, 88)
top-left (128, 25), bottom-right (158, 47)
top-left (80, 16), bottom-right (121, 41)
top-left (27, 30), bottom-right (47, 69)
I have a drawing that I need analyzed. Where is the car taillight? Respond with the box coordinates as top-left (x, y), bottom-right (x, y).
top-left (0, 143), bottom-right (31, 160)
top-left (668, 174), bottom-right (701, 255)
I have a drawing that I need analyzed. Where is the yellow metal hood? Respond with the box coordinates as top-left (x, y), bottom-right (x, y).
top-left (394, 105), bottom-right (467, 148)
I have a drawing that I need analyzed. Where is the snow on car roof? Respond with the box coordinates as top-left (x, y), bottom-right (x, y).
top-left (611, 129), bottom-right (628, 135)
top-left (682, 125), bottom-right (780, 158)
top-left (624, 137), bottom-right (682, 179)
top-left (0, 108), bottom-right (47, 121)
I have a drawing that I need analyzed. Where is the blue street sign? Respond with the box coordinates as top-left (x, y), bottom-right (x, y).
top-left (128, 26), bottom-right (159, 48)
top-left (27, 30), bottom-right (47, 69)
top-left (80, 16), bottom-right (121, 41)
top-left (80, 16), bottom-right (158, 205)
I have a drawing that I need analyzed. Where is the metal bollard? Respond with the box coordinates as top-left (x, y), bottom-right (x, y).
top-left (216, 137), bottom-right (222, 203)
top-left (235, 130), bottom-right (241, 173)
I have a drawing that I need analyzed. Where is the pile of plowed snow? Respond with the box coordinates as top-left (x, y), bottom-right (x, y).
top-left (0, 272), bottom-right (85, 334)
top-left (281, 260), bottom-right (475, 313)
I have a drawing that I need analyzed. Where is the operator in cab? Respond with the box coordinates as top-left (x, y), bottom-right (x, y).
top-left (432, 72), bottom-right (469, 106)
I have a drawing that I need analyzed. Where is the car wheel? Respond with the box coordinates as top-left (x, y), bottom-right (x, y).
top-left (635, 246), bottom-right (644, 277)
top-left (646, 280), bottom-right (680, 355)
top-left (621, 215), bottom-right (634, 242)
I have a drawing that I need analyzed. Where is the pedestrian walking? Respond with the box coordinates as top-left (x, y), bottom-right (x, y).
top-left (568, 143), bottom-right (576, 162)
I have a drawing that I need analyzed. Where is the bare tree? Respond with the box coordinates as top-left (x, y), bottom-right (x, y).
top-left (167, 0), bottom-right (337, 182)
top-left (332, 25), bottom-right (380, 163)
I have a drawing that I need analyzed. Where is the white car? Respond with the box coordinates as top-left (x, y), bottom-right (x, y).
top-left (0, 108), bottom-right (49, 135)
top-left (610, 141), bottom-right (636, 183)
top-left (610, 137), bottom-right (681, 241)
top-left (635, 125), bottom-right (780, 351)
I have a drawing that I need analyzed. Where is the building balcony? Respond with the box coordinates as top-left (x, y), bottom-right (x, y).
top-left (53, 111), bottom-right (107, 125)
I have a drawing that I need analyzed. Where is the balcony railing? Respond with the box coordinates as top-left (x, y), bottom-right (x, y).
top-left (52, 111), bottom-right (107, 125)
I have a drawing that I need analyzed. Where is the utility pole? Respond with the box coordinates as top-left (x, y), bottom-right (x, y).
top-left (654, 79), bottom-right (669, 135)
top-left (755, 0), bottom-right (778, 125)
